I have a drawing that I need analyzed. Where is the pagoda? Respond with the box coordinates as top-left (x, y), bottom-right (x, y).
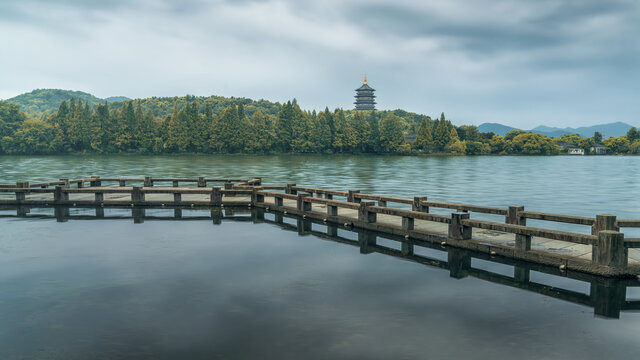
top-left (354, 74), bottom-right (376, 110)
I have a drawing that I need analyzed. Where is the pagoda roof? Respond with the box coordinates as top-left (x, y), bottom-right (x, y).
top-left (355, 83), bottom-right (375, 91)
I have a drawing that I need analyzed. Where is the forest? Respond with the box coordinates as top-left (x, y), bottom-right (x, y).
top-left (1, 96), bottom-right (639, 156)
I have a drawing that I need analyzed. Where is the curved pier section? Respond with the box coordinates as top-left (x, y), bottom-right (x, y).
top-left (1, 176), bottom-right (639, 277)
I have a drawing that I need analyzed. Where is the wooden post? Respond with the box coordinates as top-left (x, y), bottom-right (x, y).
top-left (172, 180), bottom-right (179, 187)
top-left (402, 216), bottom-right (414, 231)
top-left (54, 185), bottom-right (68, 203)
top-left (378, 199), bottom-right (387, 207)
top-left (251, 187), bottom-right (264, 205)
top-left (210, 187), bottom-right (222, 206)
top-left (347, 190), bottom-right (360, 203)
top-left (506, 206), bottom-right (530, 251)
top-left (358, 201), bottom-right (376, 223)
top-left (449, 212), bottom-right (472, 240)
top-left (131, 186), bottom-right (144, 204)
top-left (325, 193), bottom-right (333, 200)
top-left (94, 192), bottom-right (104, 202)
top-left (506, 205), bottom-right (525, 225)
top-left (412, 196), bottom-right (428, 212)
top-left (77, 180), bottom-right (83, 188)
top-left (198, 177), bottom-right (206, 187)
top-left (592, 214), bottom-right (618, 235)
top-left (297, 193), bottom-right (311, 212)
top-left (90, 176), bottom-right (101, 187)
top-left (275, 196), bottom-right (284, 207)
top-left (119, 179), bottom-right (126, 187)
top-left (593, 231), bottom-right (627, 268)
top-left (174, 193), bottom-right (181, 203)
top-left (144, 176), bottom-right (153, 187)
top-left (448, 248), bottom-right (471, 279)
top-left (327, 205), bottom-right (338, 216)
top-left (285, 183), bottom-right (297, 195)
top-left (60, 178), bottom-right (70, 188)
top-left (15, 182), bottom-right (28, 202)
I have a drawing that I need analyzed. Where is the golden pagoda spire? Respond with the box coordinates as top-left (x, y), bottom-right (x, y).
top-left (363, 73), bottom-right (367, 84)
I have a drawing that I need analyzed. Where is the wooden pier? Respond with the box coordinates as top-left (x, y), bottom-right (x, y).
top-left (1, 176), bottom-right (639, 278)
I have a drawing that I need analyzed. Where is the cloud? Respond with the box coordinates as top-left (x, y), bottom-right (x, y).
top-left (0, 0), bottom-right (638, 128)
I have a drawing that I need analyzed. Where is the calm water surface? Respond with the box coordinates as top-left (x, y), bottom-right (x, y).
top-left (1, 155), bottom-right (639, 359)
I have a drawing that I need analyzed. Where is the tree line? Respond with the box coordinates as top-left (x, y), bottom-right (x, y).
top-left (1, 98), bottom-right (639, 155)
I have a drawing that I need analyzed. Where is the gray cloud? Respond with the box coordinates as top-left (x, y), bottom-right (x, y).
top-left (0, 0), bottom-right (638, 128)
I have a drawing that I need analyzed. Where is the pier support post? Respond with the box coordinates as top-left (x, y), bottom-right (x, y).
top-left (15, 182), bottom-right (28, 202)
top-left (275, 196), bottom-right (284, 207)
top-left (358, 201), bottom-right (376, 223)
top-left (131, 186), bottom-right (144, 204)
top-left (327, 205), bottom-right (338, 216)
top-left (211, 208), bottom-right (223, 224)
top-left (593, 231), bottom-right (627, 268)
top-left (402, 216), bottom-right (414, 231)
top-left (325, 193), bottom-right (333, 200)
top-left (174, 193), bottom-right (181, 204)
top-left (251, 187), bottom-right (264, 205)
top-left (285, 183), bottom-right (297, 195)
top-left (60, 178), bottom-right (70, 188)
top-left (119, 180), bottom-right (126, 187)
top-left (297, 193), bottom-right (311, 212)
top-left (77, 180), bottom-right (83, 188)
top-left (507, 206), bottom-right (530, 250)
top-left (90, 176), bottom-right (101, 187)
top-left (514, 266), bottom-right (530, 283)
top-left (412, 196), bottom-right (428, 212)
top-left (347, 190), bottom-right (361, 203)
top-left (54, 206), bottom-right (69, 222)
top-left (144, 176), bottom-right (153, 187)
top-left (198, 177), bottom-right (206, 187)
top-left (95, 192), bottom-right (104, 203)
top-left (173, 180), bottom-right (179, 187)
top-left (591, 279), bottom-right (626, 319)
top-left (378, 199), bottom-right (387, 207)
top-left (327, 225), bottom-right (338, 237)
top-left (449, 212), bottom-right (472, 240)
top-left (132, 208), bottom-right (145, 224)
top-left (54, 185), bottom-right (68, 204)
top-left (592, 214), bottom-right (618, 235)
top-left (297, 218), bottom-right (312, 235)
top-left (210, 187), bottom-right (222, 206)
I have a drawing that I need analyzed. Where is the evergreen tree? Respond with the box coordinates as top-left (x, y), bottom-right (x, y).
top-left (351, 111), bottom-right (370, 152)
top-left (433, 119), bottom-right (451, 151)
top-left (414, 117), bottom-right (433, 150)
top-left (379, 113), bottom-right (404, 152)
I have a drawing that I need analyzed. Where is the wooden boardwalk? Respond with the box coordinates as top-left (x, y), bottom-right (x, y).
top-left (1, 176), bottom-right (639, 277)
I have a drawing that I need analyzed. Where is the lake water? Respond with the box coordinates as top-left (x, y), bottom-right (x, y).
top-left (1, 155), bottom-right (639, 359)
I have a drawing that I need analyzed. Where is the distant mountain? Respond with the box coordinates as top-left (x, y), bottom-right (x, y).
top-left (4, 89), bottom-right (129, 117)
top-left (477, 123), bottom-right (520, 136)
top-left (530, 122), bottom-right (633, 138)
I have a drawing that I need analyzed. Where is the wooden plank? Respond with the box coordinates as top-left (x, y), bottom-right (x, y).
top-left (369, 206), bottom-right (451, 223)
top-left (355, 193), bottom-right (413, 204)
top-left (520, 211), bottom-right (595, 225)
top-left (422, 200), bottom-right (507, 215)
top-left (463, 219), bottom-right (597, 245)
top-left (617, 220), bottom-right (640, 227)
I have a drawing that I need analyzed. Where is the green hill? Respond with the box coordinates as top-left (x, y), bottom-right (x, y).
top-left (4, 89), bottom-right (129, 118)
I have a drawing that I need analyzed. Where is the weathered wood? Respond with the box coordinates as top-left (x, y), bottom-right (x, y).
top-left (198, 177), bottom-right (206, 187)
top-left (507, 206), bottom-right (530, 251)
top-left (592, 214), bottom-right (618, 235)
top-left (413, 196), bottom-right (428, 212)
top-left (90, 176), bottom-right (101, 187)
top-left (370, 206), bottom-right (451, 223)
top-left (210, 187), bottom-right (222, 206)
top-left (422, 200), bottom-right (507, 215)
top-left (327, 205), bottom-right (338, 216)
top-left (449, 212), bottom-right (472, 240)
top-left (285, 183), bottom-right (297, 195)
top-left (617, 219), bottom-right (640, 227)
top-left (60, 178), bottom-right (70, 188)
top-left (173, 193), bottom-right (181, 203)
top-left (520, 210), bottom-right (594, 225)
top-left (347, 190), bottom-right (361, 203)
top-left (297, 193), bottom-right (311, 211)
top-left (464, 219), bottom-right (597, 245)
top-left (95, 192), bottom-right (104, 202)
top-left (402, 216), bottom-right (414, 231)
top-left (358, 201), bottom-right (377, 223)
top-left (54, 186), bottom-right (68, 203)
top-left (131, 186), bottom-right (144, 204)
top-left (144, 176), bottom-right (153, 187)
top-left (593, 231), bottom-right (627, 268)
top-left (173, 180), bottom-right (179, 187)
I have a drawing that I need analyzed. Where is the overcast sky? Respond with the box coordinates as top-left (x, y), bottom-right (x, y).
top-left (0, 0), bottom-right (638, 128)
